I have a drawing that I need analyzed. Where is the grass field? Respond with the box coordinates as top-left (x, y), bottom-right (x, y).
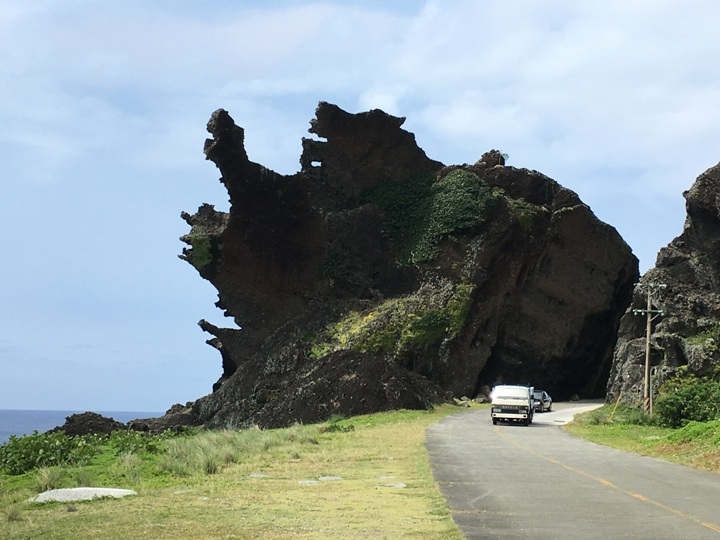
top-left (0, 406), bottom-right (465, 540)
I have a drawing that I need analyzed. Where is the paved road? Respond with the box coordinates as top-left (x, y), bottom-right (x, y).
top-left (427, 403), bottom-right (720, 539)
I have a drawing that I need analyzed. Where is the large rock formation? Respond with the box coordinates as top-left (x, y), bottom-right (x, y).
top-left (608, 162), bottom-right (720, 405)
top-left (170, 102), bottom-right (637, 430)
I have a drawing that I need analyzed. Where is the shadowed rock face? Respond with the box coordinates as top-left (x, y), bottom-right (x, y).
top-left (172, 102), bottom-right (638, 430)
top-left (608, 162), bottom-right (720, 405)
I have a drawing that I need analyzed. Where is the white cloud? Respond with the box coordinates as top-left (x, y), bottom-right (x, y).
top-left (370, 1), bottom-right (720, 206)
top-left (358, 85), bottom-right (409, 116)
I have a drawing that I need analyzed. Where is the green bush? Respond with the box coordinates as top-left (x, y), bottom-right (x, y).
top-left (419, 170), bottom-right (493, 260)
top-left (0, 428), bottom-right (176, 476)
top-left (0, 431), bottom-right (102, 475)
top-left (108, 429), bottom-right (164, 455)
top-left (654, 374), bottom-right (720, 428)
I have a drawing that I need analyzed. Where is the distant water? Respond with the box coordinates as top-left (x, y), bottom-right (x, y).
top-left (0, 410), bottom-right (163, 445)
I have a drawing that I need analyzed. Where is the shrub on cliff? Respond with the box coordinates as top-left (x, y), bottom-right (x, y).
top-left (654, 371), bottom-right (720, 428)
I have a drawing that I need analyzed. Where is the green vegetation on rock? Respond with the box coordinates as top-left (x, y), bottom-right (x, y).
top-left (361, 169), bottom-right (493, 266)
top-left (684, 322), bottom-right (720, 351)
top-left (310, 281), bottom-right (474, 358)
top-left (492, 187), bottom-right (549, 230)
top-left (185, 234), bottom-right (217, 270)
top-left (508, 197), bottom-right (547, 230)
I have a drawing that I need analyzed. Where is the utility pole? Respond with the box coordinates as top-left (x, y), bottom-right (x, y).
top-left (632, 282), bottom-right (666, 414)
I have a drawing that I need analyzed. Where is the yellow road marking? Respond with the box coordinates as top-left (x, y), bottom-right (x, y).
top-left (493, 425), bottom-right (720, 535)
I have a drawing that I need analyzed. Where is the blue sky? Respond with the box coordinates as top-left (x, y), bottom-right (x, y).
top-left (2, 0), bottom-right (720, 411)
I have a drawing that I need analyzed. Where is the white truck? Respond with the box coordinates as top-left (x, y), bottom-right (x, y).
top-left (490, 385), bottom-right (534, 426)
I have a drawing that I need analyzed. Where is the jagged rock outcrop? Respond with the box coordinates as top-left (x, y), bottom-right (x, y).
top-left (47, 410), bottom-right (202, 437)
top-left (50, 412), bottom-right (126, 437)
top-left (608, 163), bottom-right (720, 405)
top-left (169, 102), bottom-right (638, 430)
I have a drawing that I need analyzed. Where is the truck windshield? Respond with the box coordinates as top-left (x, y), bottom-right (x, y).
top-left (492, 389), bottom-right (528, 399)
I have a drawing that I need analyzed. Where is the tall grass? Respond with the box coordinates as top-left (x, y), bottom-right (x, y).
top-left (72, 468), bottom-right (94, 487)
top-left (160, 424), bottom-right (320, 476)
top-left (4, 505), bottom-right (22, 523)
top-left (35, 467), bottom-right (64, 493)
top-left (113, 452), bottom-right (142, 484)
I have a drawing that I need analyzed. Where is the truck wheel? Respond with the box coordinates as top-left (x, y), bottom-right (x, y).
top-left (492, 418), bottom-right (497, 425)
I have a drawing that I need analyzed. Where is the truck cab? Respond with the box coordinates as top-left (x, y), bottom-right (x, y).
top-left (490, 385), bottom-right (534, 426)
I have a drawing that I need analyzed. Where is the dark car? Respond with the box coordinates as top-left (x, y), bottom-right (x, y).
top-left (533, 390), bottom-right (552, 412)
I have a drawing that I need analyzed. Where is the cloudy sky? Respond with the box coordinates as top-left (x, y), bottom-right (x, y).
top-left (2, 0), bottom-right (720, 412)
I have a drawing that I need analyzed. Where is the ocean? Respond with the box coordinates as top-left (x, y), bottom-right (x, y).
top-left (0, 410), bottom-right (163, 445)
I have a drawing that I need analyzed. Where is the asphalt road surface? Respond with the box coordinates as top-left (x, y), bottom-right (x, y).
top-left (427, 402), bottom-right (720, 539)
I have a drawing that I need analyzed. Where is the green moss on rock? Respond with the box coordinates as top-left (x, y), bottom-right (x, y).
top-left (361, 170), bottom-right (493, 266)
top-left (309, 282), bottom-right (475, 358)
top-left (186, 234), bottom-right (215, 270)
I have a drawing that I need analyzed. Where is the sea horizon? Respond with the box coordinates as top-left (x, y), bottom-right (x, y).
top-left (0, 409), bottom-right (164, 445)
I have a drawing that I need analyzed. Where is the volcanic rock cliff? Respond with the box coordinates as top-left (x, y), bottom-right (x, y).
top-left (608, 162), bottom-right (720, 405)
top-left (169, 102), bottom-right (638, 430)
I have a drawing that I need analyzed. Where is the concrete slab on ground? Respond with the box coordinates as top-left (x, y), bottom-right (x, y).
top-left (29, 487), bottom-right (138, 503)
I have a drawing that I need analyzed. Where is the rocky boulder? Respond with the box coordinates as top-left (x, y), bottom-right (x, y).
top-left (608, 162), bottom-right (720, 405)
top-left (169, 102), bottom-right (637, 430)
top-left (49, 412), bottom-right (126, 437)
